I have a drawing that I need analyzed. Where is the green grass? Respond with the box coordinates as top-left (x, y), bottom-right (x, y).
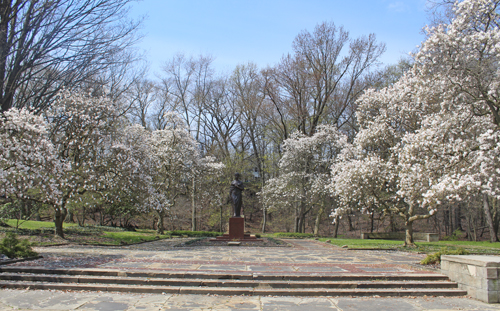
top-left (168, 230), bottom-right (223, 237)
top-left (320, 238), bottom-right (403, 249)
top-left (262, 232), bottom-right (315, 239)
top-left (319, 237), bottom-right (500, 254)
top-left (103, 231), bottom-right (170, 245)
top-left (0, 220), bottom-right (224, 246)
top-left (3, 219), bottom-right (78, 229)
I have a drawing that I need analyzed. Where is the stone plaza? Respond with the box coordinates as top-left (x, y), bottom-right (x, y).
top-left (0, 238), bottom-right (497, 310)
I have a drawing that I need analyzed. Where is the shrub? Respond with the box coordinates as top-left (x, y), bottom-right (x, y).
top-left (169, 230), bottom-right (223, 237)
top-left (267, 237), bottom-right (284, 245)
top-left (442, 229), bottom-right (463, 241)
top-left (273, 232), bottom-right (314, 239)
top-left (420, 247), bottom-right (469, 265)
top-left (0, 232), bottom-right (38, 258)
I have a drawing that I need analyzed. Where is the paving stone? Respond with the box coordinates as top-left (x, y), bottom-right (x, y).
top-left (2, 290), bottom-right (56, 309)
top-left (29, 292), bottom-right (96, 310)
top-left (336, 298), bottom-right (418, 311)
top-left (247, 265), bottom-right (295, 272)
top-left (79, 301), bottom-right (130, 311)
top-left (294, 266), bottom-right (347, 272)
top-left (360, 268), bottom-right (404, 272)
top-left (162, 294), bottom-right (224, 310)
top-left (414, 297), bottom-right (500, 310)
top-left (0, 238), bottom-right (489, 310)
top-left (198, 265), bottom-right (247, 271)
top-left (152, 264), bottom-right (200, 270)
top-left (0, 288), bottom-right (27, 299)
top-left (126, 294), bottom-right (172, 311)
top-left (77, 293), bottom-right (146, 311)
top-left (261, 297), bottom-right (339, 311)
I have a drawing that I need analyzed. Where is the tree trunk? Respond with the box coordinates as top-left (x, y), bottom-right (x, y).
top-left (191, 177), bottom-right (196, 231)
top-left (389, 214), bottom-right (397, 232)
top-left (313, 205), bottom-right (325, 236)
top-left (294, 202), bottom-right (299, 233)
top-left (54, 206), bottom-right (67, 238)
top-left (370, 210), bottom-right (375, 233)
top-left (347, 214), bottom-right (355, 231)
top-left (262, 206), bottom-right (267, 233)
top-left (455, 204), bottom-right (463, 231)
top-left (297, 210), bottom-right (306, 233)
top-left (483, 193), bottom-right (498, 242)
top-left (333, 215), bottom-right (340, 238)
top-left (220, 204), bottom-right (223, 233)
top-left (156, 210), bottom-right (164, 235)
top-left (66, 210), bottom-right (75, 223)
top-left (404, 219), bottom-right (414, 247)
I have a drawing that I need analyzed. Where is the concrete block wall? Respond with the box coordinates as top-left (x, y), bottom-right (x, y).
top-left (441, 255), bottom-right (500, 303)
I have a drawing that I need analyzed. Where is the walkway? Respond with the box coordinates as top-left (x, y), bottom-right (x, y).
top-left (0, 238), bottom-right (497, 310)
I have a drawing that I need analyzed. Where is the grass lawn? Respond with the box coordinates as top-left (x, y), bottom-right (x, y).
top-left (4, 219), bottom-right (78, 229)
top-left (0, 220), bottom-right (219, 246)
top-left (102, 230), bottom-right (170, 245)
top-left (319, 237), bottom-right (500, 254)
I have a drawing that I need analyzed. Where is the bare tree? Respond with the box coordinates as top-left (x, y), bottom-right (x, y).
top-left (231, 63), bottom-right (271, 230)
top-left (267, 22), bottom-right (385, 138)
top-left (162, 53), bottom-right (215, 139)
top-left (426, 0), bottom-right (457, 27)
top-left (0, 0), bottom-right (141, 113)
top-left (128, 79), bottom-right (158, 129)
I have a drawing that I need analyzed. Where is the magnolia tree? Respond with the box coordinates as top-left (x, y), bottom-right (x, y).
top-left (0, 108), bottom-right (65, 209)
top-left (46, 90), bottom-right (132, 237)
top-left (0, 93), bottom-right (143, 237)
top-left (191, 156), bottom-right (226, 231)
top-left (260, 125), bottom-right (346, 234)
top-left (147, 112), bottom-right (224, 234)
top-left (330, 0), bottom-right (500, 244)
top-left (407, 0), bottom-right (500, 242)
top-left (93, 124), bottom-right (156, 227)
top-left (329, 143), bottom-right (398, 231)
top-left (395, 0), bottom-right (500, 242)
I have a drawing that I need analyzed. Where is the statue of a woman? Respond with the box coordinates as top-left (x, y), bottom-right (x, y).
top-left (230, 173), bottom-right (244, 217)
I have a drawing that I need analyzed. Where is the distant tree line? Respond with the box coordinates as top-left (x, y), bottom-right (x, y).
top-left (1, 0), bottom-right (499, 245)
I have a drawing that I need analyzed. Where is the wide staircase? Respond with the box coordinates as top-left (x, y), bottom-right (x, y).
top-left (0, 266), bottom-right (467, 297)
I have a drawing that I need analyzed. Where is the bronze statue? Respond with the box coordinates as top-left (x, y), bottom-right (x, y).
top-left (230, 173), bottom-right (244, 217)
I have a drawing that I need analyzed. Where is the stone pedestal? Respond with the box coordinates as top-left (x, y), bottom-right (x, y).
top-left (211, 217), bottom-right (262, 242)
top-left (441, 255), bottom-right (500, 303)
top-left (228, 217), bottom-right (245, 240)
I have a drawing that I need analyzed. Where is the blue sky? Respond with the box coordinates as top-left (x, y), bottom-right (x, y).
top-left (130, 0), bottom-right (429, 77)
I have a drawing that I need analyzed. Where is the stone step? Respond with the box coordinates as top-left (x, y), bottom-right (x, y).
top-left (0, 266), bottom-right (466, 297)
top-left (0, 267), bottom-right (450, 281)
top-left (0, 281), bottom-right (468, 297)
top-left (0, 273), bottom-right (460, 289)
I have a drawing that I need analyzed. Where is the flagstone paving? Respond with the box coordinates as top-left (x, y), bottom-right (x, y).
top-left (9, 239), bottom-right (431, 275)
top-left (0, 238), bottom-right (497, 310)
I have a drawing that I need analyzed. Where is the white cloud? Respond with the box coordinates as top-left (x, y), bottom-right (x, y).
top-left (388, 1), bottom-right (409, 12)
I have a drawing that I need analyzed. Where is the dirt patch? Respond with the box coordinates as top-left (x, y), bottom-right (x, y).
top-left (177, 237), bottom-right (290, 247)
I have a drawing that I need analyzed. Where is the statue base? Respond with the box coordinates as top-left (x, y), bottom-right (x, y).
top-left (211, 217), bottom-right (262, 242)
